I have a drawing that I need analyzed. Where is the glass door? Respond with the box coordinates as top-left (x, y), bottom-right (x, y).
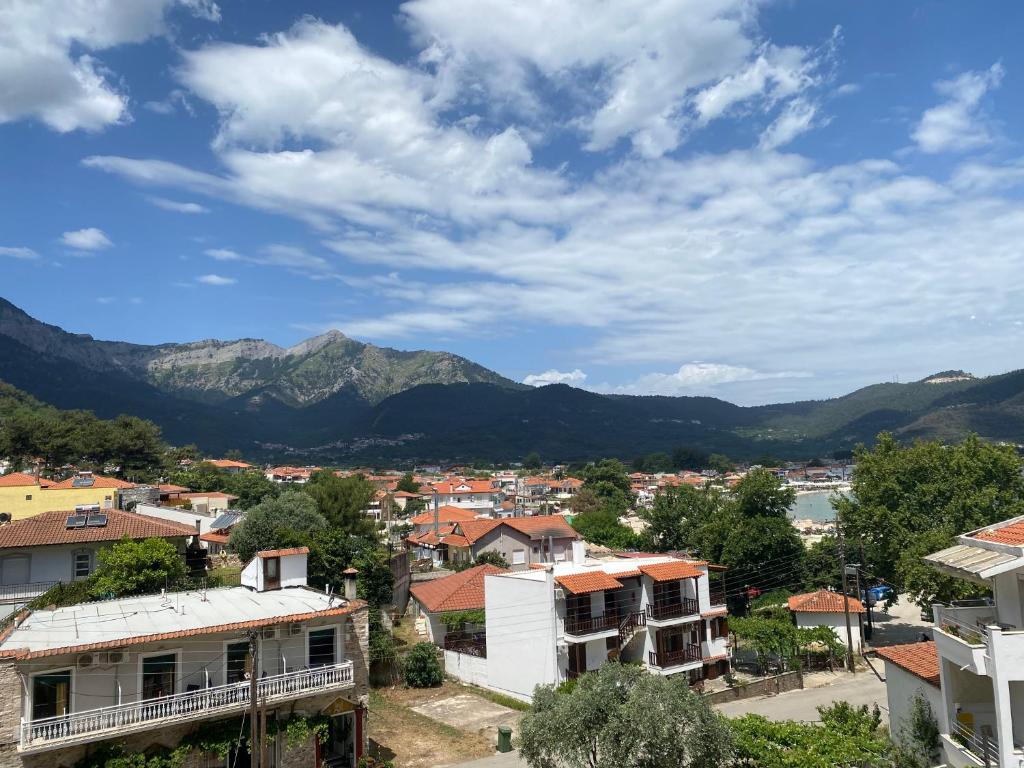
top-left (142, 653), bottom-right (177, 699)
top-left (32, 671), bottom-right (71, 720)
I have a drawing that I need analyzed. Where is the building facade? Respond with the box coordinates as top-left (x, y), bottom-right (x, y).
top-left (0, 548), bottom-right (370, 768)
top-left (0, 473), bottom-right (134, 522)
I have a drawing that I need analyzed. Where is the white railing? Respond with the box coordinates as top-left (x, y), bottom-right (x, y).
top-left (934, 604), bottom-right (1000, 646)
top-left (950, 719), bottom-right (1000, 766)
top-left (20, 661), bottom-right (354, 751)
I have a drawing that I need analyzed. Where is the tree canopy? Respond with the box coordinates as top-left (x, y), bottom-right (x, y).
top-left (835, 432), bottom-right (1024, 605)
top-left (303, 470), bottom-right (377, 535)
top-left (228, 490), bottom-right (328, 561)
top-left (89, 537), bottom-right (187, 598)
top-left (518, 663), bottom-right (733, 768)
top-left (581, 459), bottom-right (632, 512)
top-left (168, 462), bottom-right (280, 509)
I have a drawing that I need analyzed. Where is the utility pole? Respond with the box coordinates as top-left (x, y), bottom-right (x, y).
top-left (248, 630), bottom-right (260, 768)
top-left (259, 696), bottom-right (267, 768)
top-left (837, 523), bottom-right (856, 673)
top-left (859, 537), bottom-right (873, 641)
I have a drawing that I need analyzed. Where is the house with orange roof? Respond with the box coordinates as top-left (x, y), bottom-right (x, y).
top-left (0, 549), bottom-right (370, 766)
top-left (264, 466), bottom-right (320, 484)
top-left (787, 588), bottom-right (866, 652)
top-left (205, 459), bottom-right (253, 474)
top-left (0, 471), bottom-right (135, 521)
top-left (875, 641), bottom-right (946, 750)
top-left (410, 564), bottom-right (507, 649)
top-left (911, 514), bottom-right (1024, 766)
top-left (465, 550), bottom-right (730, 701)
top-left (423, 477), bottom-right (504, 514)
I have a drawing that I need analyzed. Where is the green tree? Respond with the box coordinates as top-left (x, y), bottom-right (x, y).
top-left (107, 414), bottom-right (163, 477)
top-left (303, 471), bottom-right (377, 535)
top-left (671, 447), bottom-right (710, 471)
top-left (707, 454), bottom-right (734, 474)
top-left (396, 472), bottom-right (420, 494)
top-left (518, 663), bottom-right (734, 768)
top-left (168, 462), bottom-right (279, 509)
top-left (89, 537), bottom-right (187, 597)
top-left (731, 468), bottom-right (795, 519)
top-left (228, 490), bottom-right (328, 561)
top-left (523, 452), bottom-right (543, 470)
top-left (404, 642), bottom-right (443, 688)
top-left (571, 509), bottom-right (639, 549)
top-left (581, 459), bottom-right (632, 512)
top-left (835, 433), bottom-right (1024, 605)
top-left (474, 550), bottom-right (510, 569)
top-left (638, 484), bottom-right (720, 552)
top-left (804, 536), bottom-right (841, 590)
top-left (633, 452), bottom-right (672, 473)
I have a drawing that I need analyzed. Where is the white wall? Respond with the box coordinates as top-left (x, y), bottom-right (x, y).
top-left (444, 650), bottom-right (488, 687)
top-left (486, 571), bottom-right (557, 700)
top-left (0, 539), bottom-right (187, 586)
top-left (135, 504), bottom-right (210, 534)
top-left (884, 664), bottom-right (945, 749)
top-left (280, 553), bottom-right (308, 588)
top-left (794, 612), bottom-right (863, 652)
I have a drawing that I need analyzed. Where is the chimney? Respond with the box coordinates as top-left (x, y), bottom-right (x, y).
top-left (343, 568), bottom-right (359, 601)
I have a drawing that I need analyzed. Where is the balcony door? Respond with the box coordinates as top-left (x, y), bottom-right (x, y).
top-left (226, 641), bottom-right (252, 684)
top-left (653, 581), bottom-right (681, 613)
top-left (567, 643), bottom-right (586, 678)
top-left (141, 653), bottom-right (177, 700)
top-left (32, 670), bottom-right (71, 721)
top-left (309, 627), bottom-right (337, 668)
top-left (567, 593), bottom-right (591, 625)
top-left (263, 557), bottom-right (281, 590)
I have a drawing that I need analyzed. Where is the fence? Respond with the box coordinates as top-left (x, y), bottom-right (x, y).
top-left (702, 670), bottom-right (803, 705)
top-left (444, 649), bottom-right (489, 687)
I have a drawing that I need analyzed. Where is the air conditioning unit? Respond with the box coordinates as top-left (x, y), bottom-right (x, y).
top-left (76, 653), bottom-right (97, 669)
top-left (287, 623), bottom-right (303, 637)
top-left (553, 588), bottom-right (565, 600)
top-left (260, 627), bottom-right (277, 640)
top-left (106, 650), bottom-right (128, 665)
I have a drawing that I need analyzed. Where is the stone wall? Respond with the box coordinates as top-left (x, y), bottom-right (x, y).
top-left (702, 670), bottom-right (803, 705)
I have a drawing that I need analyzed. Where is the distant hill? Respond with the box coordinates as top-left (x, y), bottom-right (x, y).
top-left (1, 298), bottom-right (1022, 462)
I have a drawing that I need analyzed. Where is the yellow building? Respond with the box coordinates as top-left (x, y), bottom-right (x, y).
top-left (0, 471), bottom-right (135, 521)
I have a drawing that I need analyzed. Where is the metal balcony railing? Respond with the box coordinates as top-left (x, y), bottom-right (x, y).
top-left (20, 661), bottom-right (355, 751)
top-left (0, 581), bottom-right (59, 604)
top-left (565, 613), bottom-right (618, 636)
top-left (646, 597), bottom-right (699, 621)
top-left (648, 645), bottom-right (702, 669)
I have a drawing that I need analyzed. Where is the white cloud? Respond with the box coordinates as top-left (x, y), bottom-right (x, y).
top-left (597, 363), bottom-right (811, 396)
top-left (0, 246), bottom-right (38, 259)
top-left (148, 196), bottom-right (209, 214)
top-left (205, 248), bottom-right (242, 261)
top-left (759, 98), bottom-right (820, 150)
top-left (204, 244), bottom-right (338, 278)
top-left (912, 63), bottom-right (1004, 153)
top-left (523, 369), bottom-right (588, 387)
top-left (196, 273), bottom-right (235, 285)
top-left (0, 0), bottom-right (219, 133)
top-left (402, 0), bottom-right (835, 157)
top-left (60, 227), bottom-right (112, 250)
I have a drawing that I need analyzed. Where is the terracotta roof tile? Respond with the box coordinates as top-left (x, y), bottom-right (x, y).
top-left (556, 571), bottom-right (624, 594)
top-left (974, 522), bottom-right (1024, 545)
top-left (788, 589), bottom-right (865, 614)
top-left (0, 509), bottom-right (196, 549)
top-left (256, 547), bottom-right (309, 558)
top-left (410, 506), bottom-right (480, 526)
top-left (502, 515), bottom-right (579, 541)
top-left (639, 561), bottom-right (704, 582)
top-left (0, 472), bottom-right (39, 487)
top-left (454, 519), bottom-right (502, 544)
top-left (200, 532), bottom-right (230, 545)
top-left (207, 460), bottom-right (253, 469)
top-left (875, 641), bottom-right (939, 687)
top-left (701, 607), bottom-right (729, 618)
top-left (410, 564), bottom-right (507, 613)
top-left (44, 474), bottom-right (135, 490)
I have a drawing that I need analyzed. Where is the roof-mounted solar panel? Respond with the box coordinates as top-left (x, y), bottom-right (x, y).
top-left (65, 514), bottom-right (87, 529)
top-left (86, 514), bottom-right (108, 528)
top-left (72, 477), bottom-right (95, 488)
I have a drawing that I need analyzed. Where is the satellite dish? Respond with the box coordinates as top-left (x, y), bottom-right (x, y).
top-left (0, 513), bottom-right (10, 524)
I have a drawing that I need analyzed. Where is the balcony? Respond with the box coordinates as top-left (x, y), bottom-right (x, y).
top-left (20, 661), bottom-right (355, 753)
top-left (646, 597), bottom-right (699, 623)
top-left (648, 645), bottom-right (702, 671)
top-left (708, 588), bottom-right (726, 607)
top-left (0, 580), bottom-right (59, 606)
top-left (933, 603), bottom-right (1001, 677)
top-left (564, 613), bottom-right (619, 639)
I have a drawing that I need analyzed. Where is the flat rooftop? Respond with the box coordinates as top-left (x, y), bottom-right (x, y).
top-left (0, 586), bottom-right (353, 656)
top-left (496, 554), bottom-right (688, 582)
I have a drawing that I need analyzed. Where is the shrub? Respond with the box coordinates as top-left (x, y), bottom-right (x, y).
top-left (404, 642), bottom-right (443, 688)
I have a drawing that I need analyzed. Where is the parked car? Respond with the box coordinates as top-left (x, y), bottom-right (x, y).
top-left (861, 584), bottom-right (894, 606)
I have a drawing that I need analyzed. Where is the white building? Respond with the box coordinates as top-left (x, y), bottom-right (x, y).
top-left (876, 641), bottom-right (946, 752)
top-left (0, 509), bottom-right (198, 606)
top-left (0, 547), bottom-right (370, 767)
top-left (473, 547), bottom-right (730, 701)
top-left (787, 589), bottom-right (866, 652)
top-left (920, 515), bottom-right (1024, 767)
top-left (423, 479), bottom-right (504, 515)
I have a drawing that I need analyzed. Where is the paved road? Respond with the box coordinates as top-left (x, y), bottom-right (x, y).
top-left (445, 750), bottom-right (527, 768)
top-left (714, 671), bottom-right (888, 723)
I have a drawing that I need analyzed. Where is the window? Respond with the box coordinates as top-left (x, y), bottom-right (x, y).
top-left (32, 670), bottom-right (71, 721)
top-left (24, 494), bottom-right (32, 501)
top-left (226, 641), bottom-right (250, 684)
top-left (512, 549), bottom-right (526, 565)
top-left (308, 628), bottom-right (336, 668)
top-left (73, 552), bottom-right (92, 580)
top-left (142, 653), bottom-right (177, 700)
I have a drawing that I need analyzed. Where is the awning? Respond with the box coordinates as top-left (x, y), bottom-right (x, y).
top-left (923, 543), bottom-right (1024, 583)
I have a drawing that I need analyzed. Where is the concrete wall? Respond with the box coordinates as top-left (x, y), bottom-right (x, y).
top-left (0, 538), bottom-right (188, 586)
top-left (472, 527), bottom-right (576, 569)
top-left (794, 611), bottom-right (863, 652)
top-left (0, 485), bottom-right (121, 522)
top-left (883, 664), bottom-right (945, 750)
top-left (992, 573), bottom-right (1024, 629)
top-left (486, 571), bottom-right (557, 700)
top-left (444, 650), bottom-right (488, 687)
top-left (135, 504), bottom-right (211, 533)
top-left (703, 671), bottom-right (803, 705)
top-left (280, 553), bottom-right (309, 588)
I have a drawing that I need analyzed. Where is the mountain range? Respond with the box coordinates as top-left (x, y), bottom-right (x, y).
top-left (2, 297), bottom-right (1022, 463)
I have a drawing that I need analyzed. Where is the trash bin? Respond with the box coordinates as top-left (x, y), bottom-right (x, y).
top-left (497, 725), bottom-right (513, 753)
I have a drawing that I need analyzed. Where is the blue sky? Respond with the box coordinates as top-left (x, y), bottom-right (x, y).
top-left (3, 1), bottom-right (1024, 405)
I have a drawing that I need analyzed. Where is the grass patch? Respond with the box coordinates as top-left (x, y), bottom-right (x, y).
top-left (460, 684), bottom-right (530, 712)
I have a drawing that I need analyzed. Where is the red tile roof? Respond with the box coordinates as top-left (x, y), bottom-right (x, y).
top-left (200, 532), bottom-right (230, 545)
top-left (788, 589), bottom-right (865, 614)
top-left (410, 564), bottom-right (507, 613)
top-left (0, 472), bottom-right (40, 487)
top-left (256, 547), bottom-right (309, 558)
top-left (454, 519), bottom-right (503, 544)
top-left (974, 521), bottom-right (1024, 545)
top-left (44, 474), bottom-right (135, 490)
top-left (639, 561), bottom-right (705, 582)
top-left (0, 509), bottom-right (196, 548)
top-left (701, 607), bottom-right (729, 618)
top-left (180, 491), bottom-right (239, 500)
top-left (502, 515), bottom-right (579, 541)
top-left (158, 484), bottom-right (190, 493)
top-left (207, 459), bottom-right (253, 469)
top-left (556, 571), bottom-right (624, 594)
top-left (875, 641), bottom-right (940, 687)
top-left (410, 506), bottom-right (480, 526)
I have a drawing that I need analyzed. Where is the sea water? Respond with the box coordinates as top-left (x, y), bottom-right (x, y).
top-left (789, 490), bottom-right (846, 523)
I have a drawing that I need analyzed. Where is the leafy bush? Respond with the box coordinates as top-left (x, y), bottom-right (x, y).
top-left (404, 642), bottom-right (443, 688)
top-left (89, 538), bottom-right (186, 598)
